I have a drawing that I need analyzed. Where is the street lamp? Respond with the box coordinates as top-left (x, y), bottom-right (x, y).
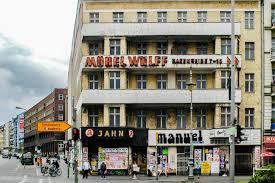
top-left (187, 64), bottom-right (196, 180)
top-left (15, 106), bottom-right (27, 111)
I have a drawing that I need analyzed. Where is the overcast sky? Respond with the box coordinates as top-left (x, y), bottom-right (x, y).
top-left (0, 0), bottom-right (78, 124)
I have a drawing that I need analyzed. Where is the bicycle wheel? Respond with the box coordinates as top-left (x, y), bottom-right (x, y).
top-left (57, 169), bottom-right (62, 176)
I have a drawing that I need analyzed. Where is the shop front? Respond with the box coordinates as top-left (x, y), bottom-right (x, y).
top-left (263, 136), bottom-right (275, 165)
top-left (80, 127), bottom-right (148, 175)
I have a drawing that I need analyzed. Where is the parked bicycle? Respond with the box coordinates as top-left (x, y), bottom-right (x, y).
top-left (41, 164), bottom-right (62, 177)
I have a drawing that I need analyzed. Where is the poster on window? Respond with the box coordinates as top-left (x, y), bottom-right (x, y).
top-left (220, 154), bottom-right (225, 172)
top-left (194, 149), bottom-right (202, 169)
top-left (201, 161), bottom-right (211, 175)
top-left (211, 161), bottom-right (220, 174)
top-left (98, 148), bottom-right (128, 170)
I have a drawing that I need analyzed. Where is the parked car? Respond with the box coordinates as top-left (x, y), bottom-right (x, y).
top-left (2, 149), bottom-right (9, 158)
top-left (21, 152), bottom-right (34, 165)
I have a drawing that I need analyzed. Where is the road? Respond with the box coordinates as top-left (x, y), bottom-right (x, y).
top-left (0, 157), bottom-right (251, 183)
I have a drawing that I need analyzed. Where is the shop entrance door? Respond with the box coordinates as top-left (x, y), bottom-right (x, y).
top-left (177, 153), bottom-right (189, 175)
top-left (235, 153), bottom-right (252, 175)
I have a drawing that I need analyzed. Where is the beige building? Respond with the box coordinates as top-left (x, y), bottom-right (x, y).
top-left (0, 126), bottom-right (4, 153)
top-left (68, 0), bottom-right (262, 175)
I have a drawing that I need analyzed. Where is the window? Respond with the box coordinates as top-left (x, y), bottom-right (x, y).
top-left (245, 108), bottom-right (254, 128)
top-left (157, 42), bottom-right (167, 54)
top-left (89, 74), bottom-right (99, 89)
top-left (245, 11), bottom-right (254, 29)
top-left (197, 74), bottom-right (207, 89)
top-left (157, 12), bottom-right (167, 23)
top-left (178, 11), bottom-right (187, 22)
top-left (137, 74), bottom-right (146, 89)
top-left (110, 71), bottom-right (120, 89)
top-left (221, 107), bottom-right (230, 127)
top-left (88, 108), bottom-right (98, 127)
top-left (156, 109), bottom-right (166, 129)
top-left (272, 69), bottom-right (275, 82)
top-left (136, 109), bottom-right (146, 128)
top-left (245, 73), bottom-right (254, 92)
top-left (177, 74), bottom-right (187, 89)
top-left (157, 74), bottom-right (167, 89)
top-left (58, 94), bottom-right (64, 100)
top-left (89, 12), bottom-right (99, 23)
top-left (221, 71), bottom-right (230, 89)
top-left (177, 109), bottom-right (187, 129)
top-left (198, 11), bottom-right (207, 22)
top-left (177, 42), bottom-right (187, 55)
top-left (113, 12), bottom-right (123, 23)
top-left (88, 43), bottom-right (99, 55)
top-left (58, 114), bottom-right (63, 121)
top-left (110, 107), bottom-right (120, 127)
top-left (137, 43), bottom-right (147, 55)
top-left (58, 104), bottom-right (63, 111)
top-left (245, 42), bottom-right (255, 60)
top-left (197, 109), bottom-right (206, 128)
top-left (272, 98), bottom-right (275, 119)
top-left (220, 11), bottom-right (231, 22)
top-left (137, 12), bottom-right (147, 23)
top-left (221, 39), bottom-right (231, 55)
top-left (197, 43), bottom-right (207, 55)
top-left (110, 39), bottom-right (120, 55)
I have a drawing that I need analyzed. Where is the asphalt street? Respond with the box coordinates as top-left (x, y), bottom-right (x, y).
top-left (0, 157), bottom-right (250, 183)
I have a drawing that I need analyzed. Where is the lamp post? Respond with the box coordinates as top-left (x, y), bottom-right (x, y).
top-left (187, 64), bottom-right (196, 180)
top-left (15, 106), bottom-right (27, 111)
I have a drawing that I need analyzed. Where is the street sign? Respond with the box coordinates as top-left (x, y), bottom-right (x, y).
top-left (226, 127), bottom-right (236, 136)
top-left (37, 121), bottom-right (71, 132)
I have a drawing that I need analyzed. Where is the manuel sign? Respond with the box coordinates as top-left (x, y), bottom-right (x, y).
top-left (84, 55), bottom-right (241, 69)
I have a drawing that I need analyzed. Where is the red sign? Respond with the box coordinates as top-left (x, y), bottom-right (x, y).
top-left (19, 118), bottom-right (24, 130)
top-left (264, 136), bottom-right (275, 143)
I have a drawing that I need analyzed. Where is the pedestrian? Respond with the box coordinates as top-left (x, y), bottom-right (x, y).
top-left (100, 162), bottom-right (107, 179)
top-left (132, 162), bottom-right (138, 179)
top-left (82, 160), bottom-right (90, 179)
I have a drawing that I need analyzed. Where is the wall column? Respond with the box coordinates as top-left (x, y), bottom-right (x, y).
top-left (120, 70), bottom-right (127, 89)
top-left (168, 71), bottom-right (176, 89)
top-left (103, 105), bottom-right (109, 127)
top-left (104, 37), bottom-right (110, 55)
top-left (104, 71), bottom-right (109, 89)
top-left (215, 36), bottom-right (221, 54)
top-left (120, 104), bottom-right (126, 127)
top-left (168, 40), bottom-right (174, 54)
top-left (120, 37), bottom-right (127, 55)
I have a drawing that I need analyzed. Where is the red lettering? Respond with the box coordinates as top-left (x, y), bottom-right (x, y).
top-left (105, 57), bottom-right (112, 67)
top-left (149, 56), bottom-right (154, 66)
top-left (120, 56), bottom-right (126, 67)
top-left (113, 57), bottom-right (119, 67)
top-left (139, 56), bottom-right (147, 66)
top-left (128, 56), bottom-right (139, 66)
top-left (155, 56), bottom-right (160, 66)
top-left (85, 57), bottom-right (96, 67)
top-left (97, 56), bottom-right (104, 67)
top-left (161, 56), bottom-right (167, 66)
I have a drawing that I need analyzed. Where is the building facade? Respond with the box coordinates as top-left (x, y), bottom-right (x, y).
top-left (0, 125), bottom-right (4, 153)
top-left (69, 0), bottom-right (262, 175)
top-left (11, 113), bottom-right (25, 153)
top-left (3, 121), bottom-right (10, 150)
top-left (24, 88), bottom-right (67, 155)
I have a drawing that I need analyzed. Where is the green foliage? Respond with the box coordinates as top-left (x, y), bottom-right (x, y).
top-left (249, 165), bottom-right (275, 183)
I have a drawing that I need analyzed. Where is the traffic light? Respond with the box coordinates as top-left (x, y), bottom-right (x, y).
top-left (72, 128), bottom-right (80, 141)
top-left (236, 124), bottom-right (246, 144)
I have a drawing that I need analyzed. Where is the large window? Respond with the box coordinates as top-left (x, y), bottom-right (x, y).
top-left (137, 12), bottom-right (147, 23)
top-left (137, 43), bottom-right (147, 55)
top-left (58, 104), bottom-right (64, 111)
top-left (177, 42), bottom-right (187, 55)
top-left (157, 74), bottom-right (167, 89)
top-left (156, 109), bottom-right (167, 129)
top-left (197, 74), bottom-right (207, 89)
top-left (58, 94), bottom-right (64, 100)
top-left (245, 11), bottom-right (254, 29)
top-left (136, 109), bottom-right (146, 128)
top-left (177, 109), bottom-right (187, 129)
top-left (272, 98), bottom-right (275, 119)
top-left (113, 12), bottom-right (123, 23)
top-left (89, 74), bottom-right (99, 89)
top-left (197, 43), bottom-right (208, 55)
top-left (177, 74), bottom-right (187, 89)
top-left (137, 74), bottom-right (146, 89)
top-left (89, 12), bottom-right (99, 23)
top-left (198, 11), bottom-right (207, 22)
top-left (110, 39), bottom-right (120, 55)
top-left (245, 42), bottom-right (255, 60)
top-left (88, 108), bottom-right (98, 127)
top-left (157, 42), bottom-right (167, 54)
top-left (221, 39), bottom-right (231, 55)
top-left (245, 73), bottom-right (254, 92)
top-left (197, 109), bottom-right (206, 128)
top-left (157, 12), bottom-right (167, 23)
top-left (88, 43), bottom-right (99, 55)
top-left (220, 11), bottom-right (231, 22)
top-left (272, 69), bottom-right (275, 82)
top-left (58, 114), bottom-right (64, 121)
top-left (178, 11), bottom-right (187, 22)
top-left (110, 107), bottom-right (120, 127)
top-left (245, 108), bottom-right (254, 128)
top-left (221, 107), bottom-right (230, 127)
top-left (221, 71), bottom-right (230, 89)
top-left (110, 71), bottom-right (120, 89)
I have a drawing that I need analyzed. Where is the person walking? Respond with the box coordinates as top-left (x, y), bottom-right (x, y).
top-left (100, 162), bottom-right (107, 179)
top-left (82, 160), bottom-right (90, 179)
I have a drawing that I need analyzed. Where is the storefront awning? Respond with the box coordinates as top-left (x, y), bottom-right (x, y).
top-left (262, 152), bottom-right (275, 157)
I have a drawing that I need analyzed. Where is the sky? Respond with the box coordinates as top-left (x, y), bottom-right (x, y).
top-left (0, 0), bottom-right (78, 124)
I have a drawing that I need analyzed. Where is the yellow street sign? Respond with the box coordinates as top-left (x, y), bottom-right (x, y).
top-left (37, 121), bottom-right (71, 132)
top-left (156, 132), bottom-right (158, 142)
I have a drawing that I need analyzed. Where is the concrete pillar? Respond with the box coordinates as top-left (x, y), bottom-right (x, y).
top-left (104, 71), bottom-right (109, 89)
top-left (82, 108), bottom-right (88, 127)
top-left (168, 71), bottom-right (176, 89)
top-left (120, 37), bottom-right (127, 55)
top-left (120, 70), bottom-right (127, 89)
top-left (214, 105), bottom-right (220, 128)
top-left (120, 104), bottom-right (126, 127)
top-left (168, 40), bottom-right (174, 54)
top-left (104, 37), bottom-right (110, 55)
top-left (82, 73), bottom-right (89, 90)
top-left (103, 105), bottom-right (109, 127)
top-left (215, 70), bottom-right (221, 89)
top-left (215, 36), bottom-right (221, 54)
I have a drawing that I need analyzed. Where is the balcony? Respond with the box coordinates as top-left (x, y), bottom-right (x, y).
top-left (77, 89), bottom-right (241, 107)
top-left (82, 22), bottom-right (241, 37)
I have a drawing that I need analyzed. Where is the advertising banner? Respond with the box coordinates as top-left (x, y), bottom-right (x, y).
top-left (98, 148), bottom-right (128, 170)
top-left (201, 161), bottom-right (211, 174)
top-left (194, 149), bottom-right (202, 169)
